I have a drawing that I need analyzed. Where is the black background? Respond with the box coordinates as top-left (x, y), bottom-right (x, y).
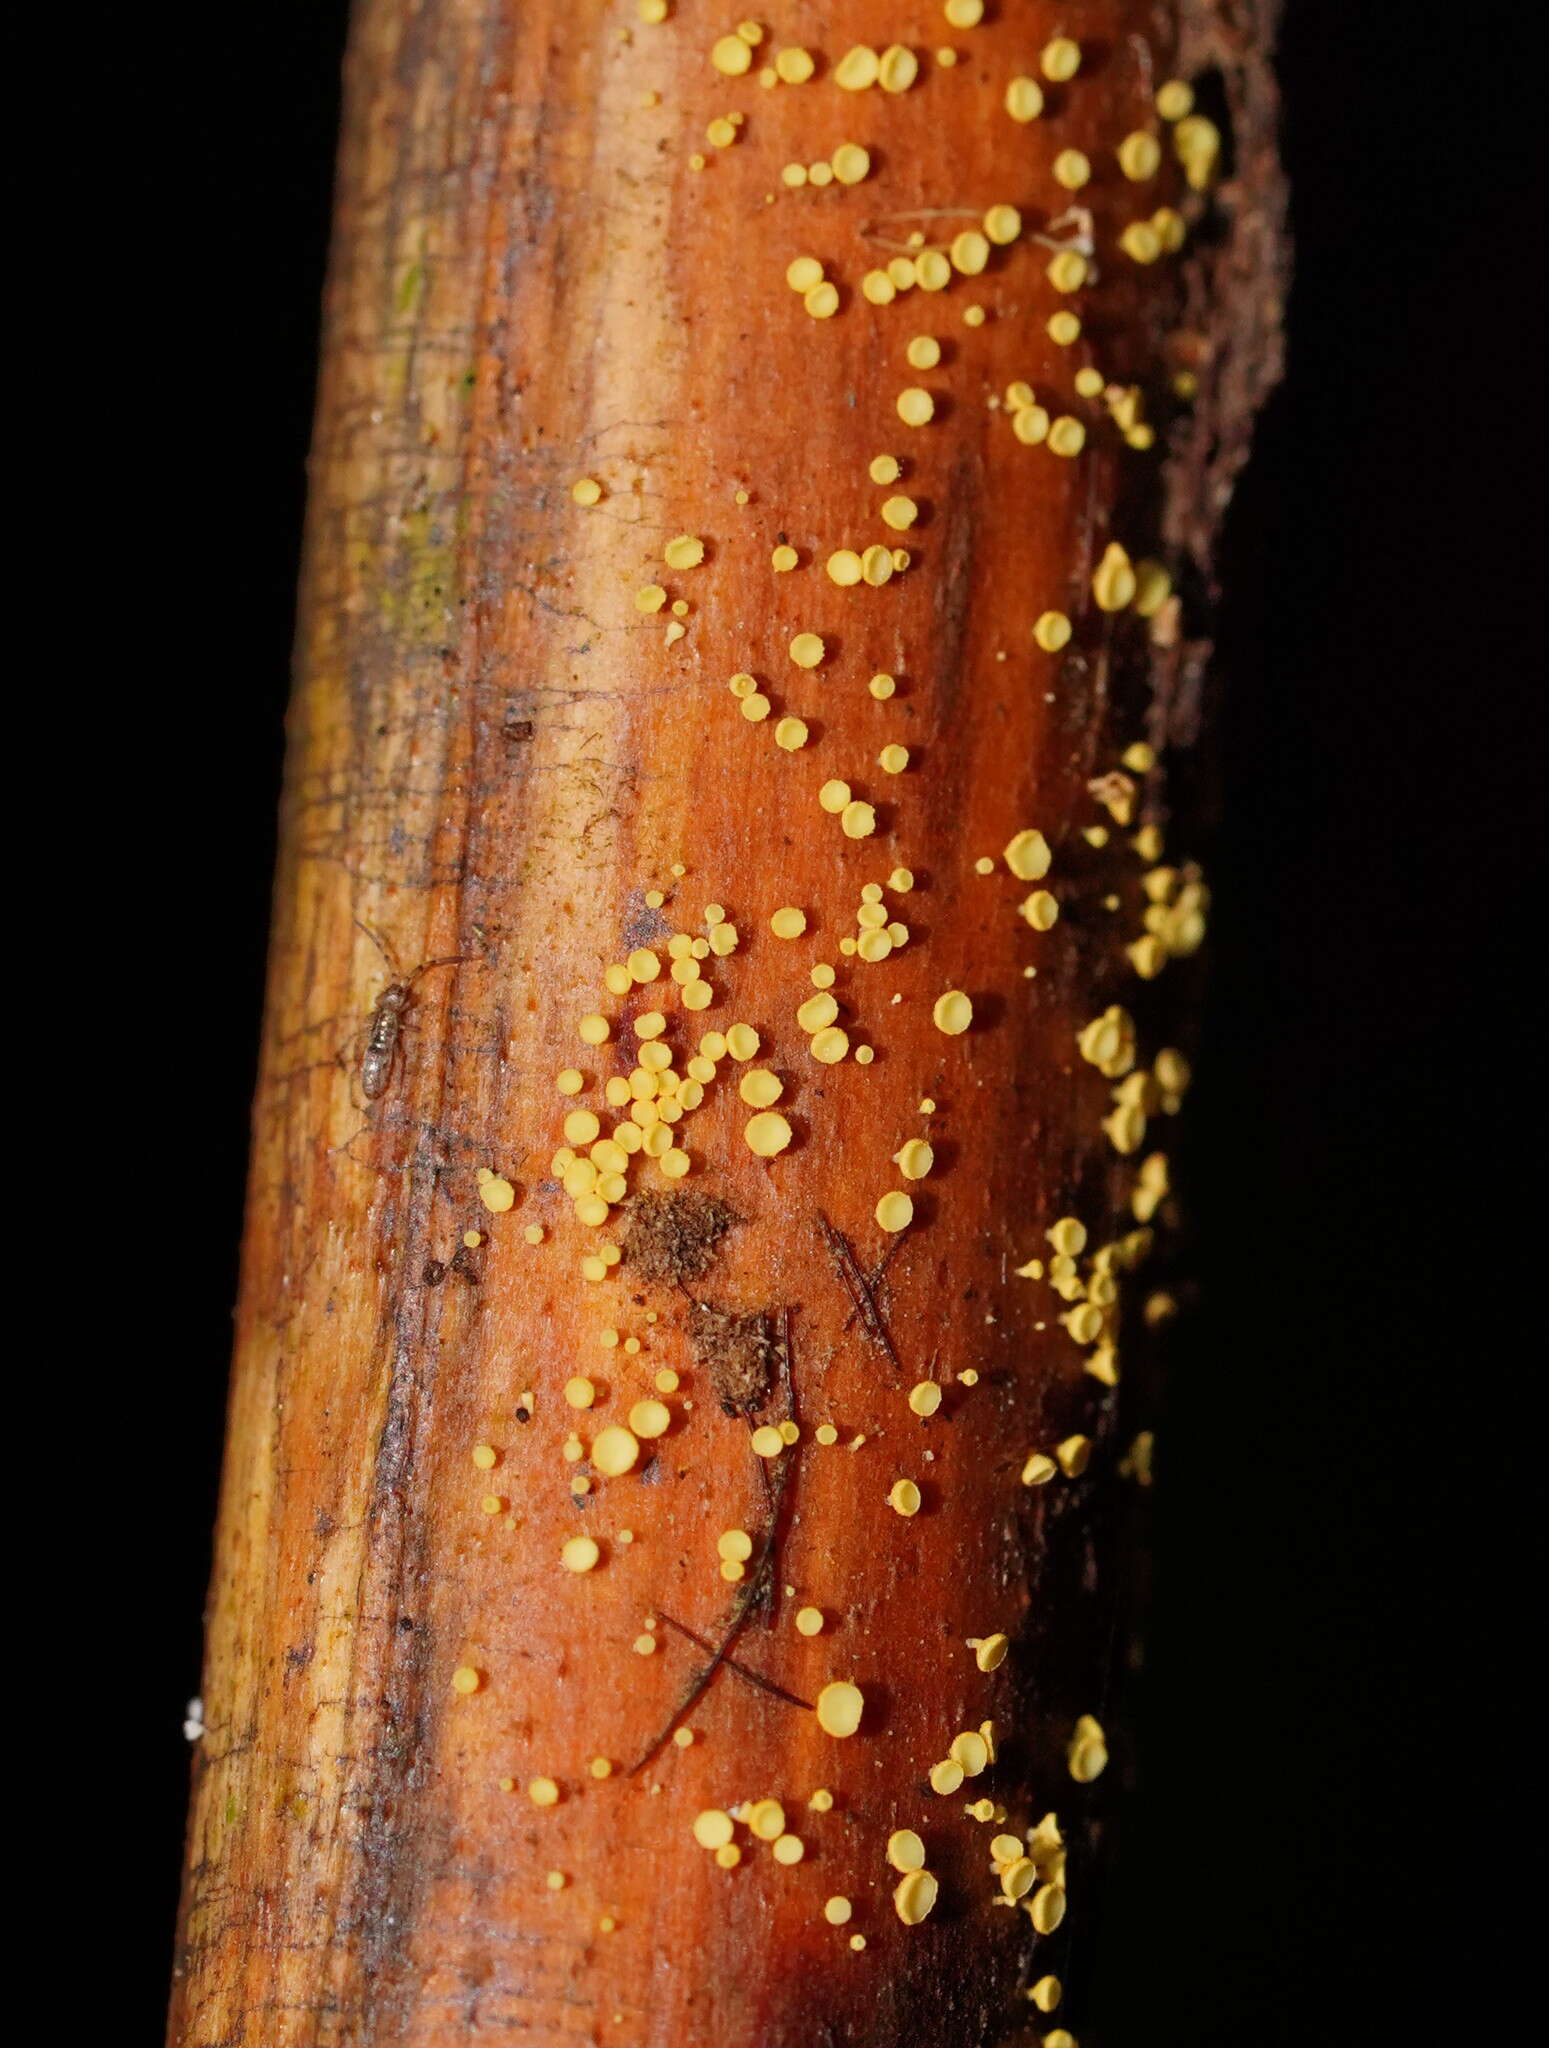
top-left (104, 3), bottom-right (1534, 2039)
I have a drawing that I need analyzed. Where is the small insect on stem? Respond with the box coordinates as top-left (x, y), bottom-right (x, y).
top-left (354, 918), bottom-right (479, 1101)
top-left (361, 981), bottom-right (412, 1100)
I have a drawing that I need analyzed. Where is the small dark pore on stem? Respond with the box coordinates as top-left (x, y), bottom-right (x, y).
top-left (621, 1190), bottom-right (738, 1286)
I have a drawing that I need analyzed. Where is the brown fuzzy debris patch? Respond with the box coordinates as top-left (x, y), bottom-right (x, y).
top-left (689, 1303), bottom-right (776, 1414)
top-left (620, 1190), bottom-right (738, 1286)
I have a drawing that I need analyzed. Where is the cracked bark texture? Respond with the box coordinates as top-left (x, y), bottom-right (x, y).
top-left (170, 3), bottom-right (1284, 2043)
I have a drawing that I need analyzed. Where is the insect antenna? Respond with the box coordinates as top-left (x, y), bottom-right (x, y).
top-left (351, 914), bottom-right (402, 979)
top-left (406, 950), bottom-right (482, 986)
